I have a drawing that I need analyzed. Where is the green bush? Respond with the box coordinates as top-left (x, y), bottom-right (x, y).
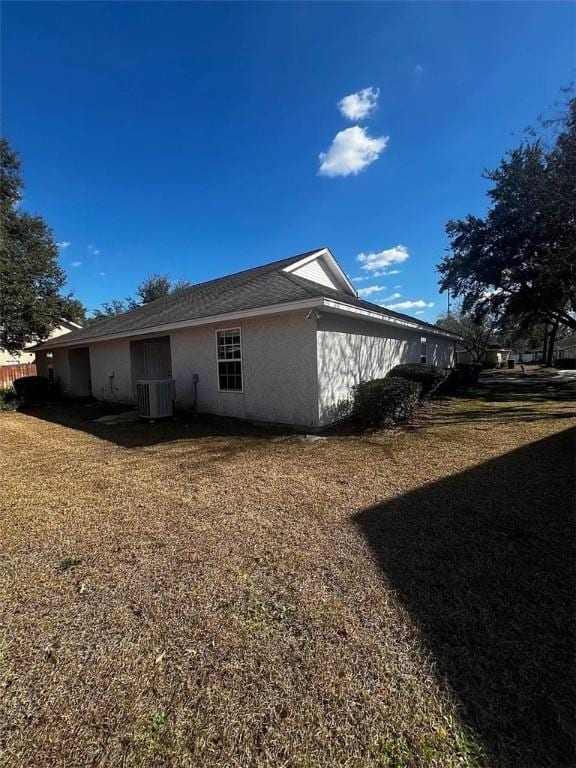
top-left (387, 363), bottom-right (447, 396)
top-left (555, 358), bottom-right (576, 370)
top-left (437, 368), bottom-right (464, 393)
top-left (0, 388), bottom-right (19, 411)
top-left (13, 375), bottom-right (58, 404)
top-left (455, 362), bottom-right (483, 387)
top-left (352, 377), bottom-right (422, 427)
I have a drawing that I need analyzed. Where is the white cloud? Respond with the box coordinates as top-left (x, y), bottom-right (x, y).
top-left (57, 241), bottom-right (71, 250)
top-left (394, 284), bottom-right (402, 289)
top-left (319, 126), bottom-right (388, 177)
top-left (351, 275), bottom-right (368, 282)
top-left (357, 284), bottom-right (386, 297)
top-left (356, 244), bottom-right (409, 272)
top-left (369, 268), bottom-right (402, 278)
top-left (415, 311), bottom-right (425, 315)
top-left (338, 86), bottom-right (380, 120)
top-left (70, 261), bottom-right (82, 268)
top-left (386, 299), bottom-right (435, 310)
top-left (414, 64), bottom-right (425, 75)
top-left (377, 292), bottom-right (402, 304)
top-left (98, 271), bottom-right (107, 277)
top-left (88, 244), bottom-right (101, 256)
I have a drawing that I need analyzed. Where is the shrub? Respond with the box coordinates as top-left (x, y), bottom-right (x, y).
top-left (455, 363), bottom-right (483, 387)
top-left (13, 375), bottom-right (58, 404)
top-left (0, 388), bottom-right (19, 411)
top-left (387, 363), bottom-right (447, 396)
top-left (555, 358), bottom-right (576, 370)
top-left (352, 377), bottom-right (422, 427)
top-left (434, 368), bottom-right (462, 394)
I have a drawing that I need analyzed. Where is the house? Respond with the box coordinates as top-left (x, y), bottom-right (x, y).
top-left (34, 248), bottom-right (458, 428)
top-left (0, 319), bottom-right (82, 368)
top-left (0, 319), bottom-right (82, 389)
top-left (518, 334), bottom-right (576, 365)
top-left (455, 345), bottom-right (512, 368)
top-left (554, 334), bottom-right (576, 363)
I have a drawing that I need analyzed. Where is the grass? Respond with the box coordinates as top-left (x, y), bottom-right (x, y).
top-left (58, 556), bottom-right (83, 572)
top-left (0, 372), bottom-right (574, 767)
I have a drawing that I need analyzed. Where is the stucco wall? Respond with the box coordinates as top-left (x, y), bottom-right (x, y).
top-left (35, 351), bottom-right (50, 378)
top-left (170, 312), bottom-right (318, 427)
top-left (89, 339), bottom-right (133, 403)
top-left (426, 336), bottom-right (455, 368)
top-left (316, 314), bottom-right (454, 425)
top-left (52, 348), bottom-right (71, 395)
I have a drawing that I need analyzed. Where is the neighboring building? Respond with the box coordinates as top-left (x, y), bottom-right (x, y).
top-left (518, 335), bottom-right (576, 364)
top-left (455, 346), bottom-right (511, 367)
top-left (34, 248), bottom-right (458, 428)
top-left (0, 320), bottom-right (82, 388)
top-left (554, 334), bottom-right (576, 363)
top-left (0, 320), bottom-right (82, 367)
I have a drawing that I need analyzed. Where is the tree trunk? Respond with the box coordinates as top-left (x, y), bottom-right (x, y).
top-left (546, 317), bottom-right (560, 367)
top-left (542, 321), bottom-right (549, 364)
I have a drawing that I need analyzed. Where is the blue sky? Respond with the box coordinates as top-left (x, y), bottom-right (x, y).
top-left (3, 2), bottom-right (575, 320)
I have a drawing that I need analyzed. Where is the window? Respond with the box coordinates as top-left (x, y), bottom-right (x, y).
top-left (420, 336), bottom-right (427, 364)
top-left (216, 328), bottom-right (243, 391)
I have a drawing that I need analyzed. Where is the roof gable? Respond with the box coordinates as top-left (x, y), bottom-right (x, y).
top-left (282, 248), bottom-right (356, 296)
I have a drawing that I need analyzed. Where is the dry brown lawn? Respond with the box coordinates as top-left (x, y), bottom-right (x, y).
top-left (1, 380), bottom-right (574, 768)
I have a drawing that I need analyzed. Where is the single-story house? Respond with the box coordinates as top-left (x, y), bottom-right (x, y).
top-left (1, 319), bottom-right (82, 389)
top-left (34, 248), bottom-right (458, 428)
top-left (455, 346), bottom-right (512, 367)
top-left (517, 334), bottom-right (576, 365)
top-left (554, 334), bottom-right (576, 362)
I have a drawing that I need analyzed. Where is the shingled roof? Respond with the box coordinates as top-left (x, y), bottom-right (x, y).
top-left (37, 248), bottom-right (455, 349)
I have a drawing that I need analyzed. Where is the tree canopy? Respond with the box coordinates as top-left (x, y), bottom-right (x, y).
top-left (90, 274), bottom-right (192, 321)
top-left (0, 139), bottom-right (85, 353)
top-left (438, 92), bottom-right (576, 361)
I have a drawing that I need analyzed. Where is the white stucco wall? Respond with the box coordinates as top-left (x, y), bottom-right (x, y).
top-left (170, 312), bottom-right (319, 427)
top-left (35, 351), bottom-right (50, 378)
top-left (316, 314), bottom-right (454, 425)
top-left (426, 336), bottom-right (455, 368)
top-left (89, 339), bottom-right (133, 403)
top-left (52, 348), bottom-right (72, 395)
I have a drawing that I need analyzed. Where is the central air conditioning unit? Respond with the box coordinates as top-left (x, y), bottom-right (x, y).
top-left (136, 379), bottom-right (175, 419)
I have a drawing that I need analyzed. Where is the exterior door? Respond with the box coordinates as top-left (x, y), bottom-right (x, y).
top-left (143, 341), bottom-right (171, 379)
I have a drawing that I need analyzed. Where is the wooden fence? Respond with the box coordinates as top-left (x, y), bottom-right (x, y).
top-left (0, 362), bottom-right (37, 390)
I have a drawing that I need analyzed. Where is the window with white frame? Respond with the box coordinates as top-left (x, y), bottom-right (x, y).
top-left (216, 328), bottom-right (242, 391)
top-left (420, 336), bottom-right (427, 364)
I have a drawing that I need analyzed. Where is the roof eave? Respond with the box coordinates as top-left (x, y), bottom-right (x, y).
top-left (33, 295), bottom-right (460, 351)
top-left (32, 297), bottom-right (326, 351)
top-left (320, 299), bottom-right (461, 340)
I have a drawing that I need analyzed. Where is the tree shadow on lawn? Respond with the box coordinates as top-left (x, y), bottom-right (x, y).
top-left (22, 402), bottom-right (295, 449)
top-left (415, 400), bottom-right (576, 428)
top-left (354, 428), bottom-right (576, 767)
top-left (475, 375), bottom-right (576, 403)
